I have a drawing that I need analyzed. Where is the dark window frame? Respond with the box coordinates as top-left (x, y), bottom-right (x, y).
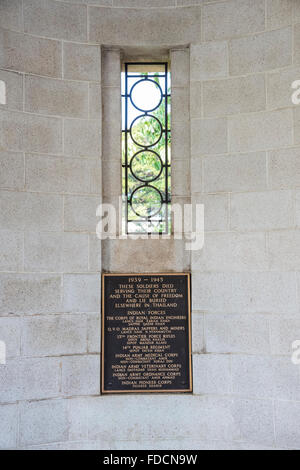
top-left (122, 62), bottom-right (171, 235)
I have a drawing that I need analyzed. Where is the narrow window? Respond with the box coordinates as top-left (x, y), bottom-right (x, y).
top-left (122, 63), bottom-right (171, 235)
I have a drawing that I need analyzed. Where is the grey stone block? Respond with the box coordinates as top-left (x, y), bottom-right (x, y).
top-left (0, 357), bottom-right (61, 402)
top-left (22, 315), bottom-right (87, 357)
top-left (24, 0), bottom-right (87, 42)
top-left (203, 0), bottom-right (265, 41)
top-left (0, 273), bottom-right (62, 315)
top-left (0, 404), bottom-right (18, 449)
top-left (0, 230), bottom-right (23, 271)
top-left (0, 29), bottom-right (62, 77)
top-left (63, 42), bottom-right (101, 82)
top-left (0, 70), bottom-right (23, 112)
top-left (229, 28), bottom-right (292, 75)
top-left (25, 75), bottom-right (88, 118)
top-left (89, 6), bottom-right (201, 45)
top-left (20, 399), bottom-right (68, 446)
top-left (0, 0), bottom-right (22, 32)
top-left (63, 274), bottom-right (100, 313)
top-left (0, 110), bottom-right (63, 154)
top-left (0, 191), bottom-right (63, 231)
top-left (0, 151), bottom-right (24, 190)
top-left (62, 355), bottom-right (100, 396)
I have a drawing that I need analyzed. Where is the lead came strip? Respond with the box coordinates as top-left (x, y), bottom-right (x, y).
top-left (122, 63), bottom-right (171, 235)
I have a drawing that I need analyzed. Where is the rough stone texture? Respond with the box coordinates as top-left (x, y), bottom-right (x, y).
top-left (64, 195), bottom-right (100, 232)
top-left (203, 75), bottom-right (266, 117)
top-left (231, 355), bottom-right (300, 400)
top-left (202, 0), bottom-right (265, 41)
top-left (294, 23), bottom-right (300, 65)
top-left (228, 109), bottom-right (293, 152)
top-left (25, 153), bottom-right (100, 195)
top-left (177, 0), bottom-right (203, 5)
top-left (268, 231), bottom-right (300, 271)
top-left (0, 151), bottom-right (24, 190)
top-left (24, 0), bottom-right (87, 42)
top-left (229, 28), bottom-right (292, 75)
top-left (0, 273), bottom-right (62, 315)
top-left (270, 318), bottom-right (300, 355)
top-left (192, 193), bottom-right (229, 231)
top-left (193, 231), bottom-right (268, 272)
top-left (22, 315), bottom-right (87, 356)
top-left (202, 152), bottom-right (267, 193)
top-left (0, 317), bottom-right (21, 358)
top-left (190, 158), bottom-right (202, 193)
top-left (63, 274), bottom-right (100, 313)
top-left (114, 0), bottom-right (175, 6)
top-left (191, 117), bottom-right (228, 156)
top-left (171, 49), bottom-right (190, 87)
top-left (101, 49), bottom-right (120, 87)
top-left (172, 160), bottom-right (190, 197)
top-left (276, 401), bottom-right (300, 449)
top-left (193, 355), bottom-right (231, 395)
top-left (25, 75), bottom-right (89, 118)
top-left (88, 83), bottom-right (102, 119)
top-left (63, 42), bottom-right (101, 82)
top-left (0, 70), bottom-right (23, 112)
top-left (0, 0), bottom-right (299, 451)
top-left (0, 404), bottom-right (18, 449)
top-left (266, 0), bottom-right (293, 29)
top-left (205, 315), bottom-right (270, 355)
top-left (230, 191), bottom-right (294, 231)
top-left (56, 0), bottom-right (112, 4)
top-left (296, 191), bottom-right (300, 228)
top-left (89, 6), bottom-right (202, 45)
top-left (192, 272), bottom-right (298, 315)
top-left (267, 67), bottom-right (300, 110)
top-left (64, 119), bottom-right (101, 158)
top-left (293, 107), bottom-right (300, 145)
top-left (87, 395), bottom-right (236, 442)
top-left (0, 230), bottom-right (23, 272)
top-left (19, 399), bottom-right (68, 447)
top-left (191, 314), bottom-right (204, 353)
top-left (0, 191), bottom-right (63, 231)
top-left (0, 0), bottom-right (23, 32)
top-left (87, 313), bottom-right (101, 353)
top-left (88, 234), bottom-right (102, 272)
top-left (190, 42), bottom-right (228, 81)
top-left (62, 355), bottom-right (100, 396)
top-left (102, 239), bottom-right (191, 273)
top-left (0, 110), bottom-right (63, 154)
top-left (190, 82), bottom-right (202, 119)
top-left (232, 398), bottom-right (275, 447)
top-left (0, 357), bottom-right (61, 402)
top-left (0, 29), bottom-right (62, 77)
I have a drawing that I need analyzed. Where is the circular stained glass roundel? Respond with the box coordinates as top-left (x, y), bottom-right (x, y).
top-left (130, 115), bottom-right (162, 148)
top-left (130, 79), bottom-right (162, 112)
top-left (130, 150), bottom-right (162, 183)
top-left (131, 186), bottom-right (162, 218)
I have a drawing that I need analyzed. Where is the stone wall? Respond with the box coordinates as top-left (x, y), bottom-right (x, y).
top-left (0, 0), bottom-right (300, 450)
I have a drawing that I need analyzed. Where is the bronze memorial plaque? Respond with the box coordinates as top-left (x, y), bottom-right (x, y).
top-left (101, 273), bottom-right (192, 394)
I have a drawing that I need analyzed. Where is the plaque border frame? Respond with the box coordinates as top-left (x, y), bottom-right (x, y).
top-left (101, 272), bottom-right (193, 395)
